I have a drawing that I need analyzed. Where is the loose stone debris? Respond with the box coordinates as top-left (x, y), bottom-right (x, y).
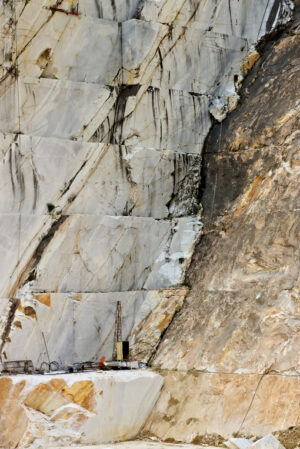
top-left (226, 435), bottom-right (287, 449)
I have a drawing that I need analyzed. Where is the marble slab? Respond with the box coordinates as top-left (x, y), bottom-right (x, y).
top-left (139, 0), bottom-right (293, 40)
top-left (68, 0), bottom-right (293, 41)
top-left (0, 213), bottom-right (201, 296)
top-left (2, 288), bottom-right (185, 367)
top-left (0, 76), bottom-right (117, 141)
top-left (16, 13), bottom-right (122, 85)
top-left (91, 85), bottom-right (211, 152)
top-left (0, 78), bottom-right (210, 151)
top-left (122, 20), bottom-right (250, 95)
top-left (23, 214), bottom-right (202, 293)
top-left (79, 0), bottom-right (140, 21)
top-left (0, 134), bottom-right (201, 218)
top-left (3, 2), bottom-right (275, 96)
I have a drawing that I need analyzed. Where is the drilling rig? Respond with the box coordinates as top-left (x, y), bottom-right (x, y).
top-left (113, 301), bottom-right (129, 362)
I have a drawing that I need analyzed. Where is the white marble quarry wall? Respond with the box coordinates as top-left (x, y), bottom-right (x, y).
top-left (0, 134), bottom-right (200, 217)
top-left (121, 21), bottom-right (250, 94)
top-left (78, 0), bottom-right (293, 41)
top-left (0, 212), bottom-right (201, 298)
top-left (2, 288), bottom-right (187, 367)
top-left (0, 0), bottom-right (293, 376)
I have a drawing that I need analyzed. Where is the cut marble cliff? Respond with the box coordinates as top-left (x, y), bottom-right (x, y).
top-left (0, 0), bottom-right (293, 369)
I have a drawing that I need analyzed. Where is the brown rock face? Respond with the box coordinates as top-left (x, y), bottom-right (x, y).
top-left (130, 287), bottom-right (189, 363)
top-left (146, 6), bottom-right (300, 446)
top-left (144, 371), bottom-right (300, 444)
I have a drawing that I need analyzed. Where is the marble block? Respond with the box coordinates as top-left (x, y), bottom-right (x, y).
top-left (91, 85), bottom-right (211, 152)
top-left (24, 214), bottom-right (202, 293)
top-left (0, 134), bottom-right (201, 218)
top-left (0, 213), bottom-right (48, 297)
top-left (0, 76), bottom-right (117, 140)
top-left (0, 371), bottom-right (163, 447)
top-left (79, 0), bottom-right (140, 21)
top-left (16, 12), bottom-right (122, 84)
top-left (122, 20), bottom-right (250, 95)
top-left (0, 79), bottom-right (211, 151)
top-left (139, 0), bottom-right (293, 40)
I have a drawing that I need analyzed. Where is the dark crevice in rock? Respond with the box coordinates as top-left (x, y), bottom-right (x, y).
top-left (0, 298), bottom-right (20, 357)
top-left (26, 215), bottom-right (69, 279)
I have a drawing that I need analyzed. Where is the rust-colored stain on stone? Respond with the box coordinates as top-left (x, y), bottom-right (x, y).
top-left (24, 382), bottom-right (69, 415)
top-left (241, 51), bottom-right (260, 74)
top-left (17, 304), bottom-right (37, 319)
top-left (157, 313), bottom-right (173, 331)
top-left (34, 293), bottom-right (51, 307)
top-left (24, 379), bottom-right (95, 417)
top-left (14, 320), bottom-right (22, 329)
top-left (61, 380), bottom-right (95, 411)
top-left (234, 173), bottom-right (265, 217)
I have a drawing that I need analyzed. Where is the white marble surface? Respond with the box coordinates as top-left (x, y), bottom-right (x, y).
top-left (71, 0), bottom-right (293, 40)
top-left (3, 288), bottom-right (184, 367)
top-left (122, 21), bottom-right (250, 94)
top-left (17, 12), bottom-right (122, 85)
top-left (139, 0), bottom-right (293, 40)
top-left (92, 85), bottom-right (211, 152)
top-left (23, 214), bottom-right (202, 292)
top-left (0, 213), bottom-right (201, 296)
top-left (79, 0), bottom-right (140, 21)
top-left (0, 213), bottom-right (48, 297)
top-left (0, 134), bottom-right (200, 218)
top-left (0, 76), bottom-right (117, 140)
top-left (0, 78), bottom-right (210, 151)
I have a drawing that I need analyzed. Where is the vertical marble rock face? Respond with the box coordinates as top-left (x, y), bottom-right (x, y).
top-left (79, 0), bottom-right (141, 21)
top-left (0, 77), bottom-right (117, 140)
top-left (22, 215), bottom-right (202, 293)
top-left (0, 134), bottom-right (200, 218)
top-left (122, 20), bottom-right (250, 95)
top-left (139, 0), bottom-right (293, 40)
top-left (17, 15), bottom-right (122, 84)
top-left (2, 288), bottom-right (188, 367)
top-left (92, 85), bottom-right (211, 151)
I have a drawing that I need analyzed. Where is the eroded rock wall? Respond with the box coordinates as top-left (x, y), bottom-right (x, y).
top-left (144, 4), bottom-right (300, 446)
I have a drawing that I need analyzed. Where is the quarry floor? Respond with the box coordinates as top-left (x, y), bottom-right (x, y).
top-left (51, 443), bottom-right (217, 449)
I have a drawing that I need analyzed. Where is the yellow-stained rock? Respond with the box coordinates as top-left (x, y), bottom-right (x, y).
top-left (34, 293), bottom-right (51, 307)
top-left (144, 371), bottom-right (300, 444)
top-left (60, 380), bottom-right (95, 411)
top-left (0, 378), bottom-right (28, 449)
top-left (0, 371), bottom-right (162, 448)
top-left (130, 287), bottom-right (189, 362)
top-left (24, 381), bottom-right (69, 415)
